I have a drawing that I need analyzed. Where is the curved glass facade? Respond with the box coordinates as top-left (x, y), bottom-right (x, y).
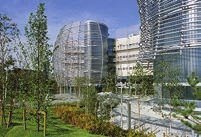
top-left (138, 0), bottom-right (201, 82)
top-left (84, 20), bottom-right (108, 83)
top-left (53, 20), bottom-right (108, 85)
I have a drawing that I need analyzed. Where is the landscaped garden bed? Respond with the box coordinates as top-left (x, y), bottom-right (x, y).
top-left (53, 104), bottom-right (155, 137)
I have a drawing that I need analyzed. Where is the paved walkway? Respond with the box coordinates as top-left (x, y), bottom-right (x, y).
top-left (111, 101), bottom-right (197, 137)
top-left (52, 94), bottom-right (199, 137)
top-left (51, 93), bottom-right (79, 104)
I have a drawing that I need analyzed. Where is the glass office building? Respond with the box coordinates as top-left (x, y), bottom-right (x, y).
top-left (138, 0), bottom-right (201, 98)
top-left (53, 20), bottom-right (108, 86)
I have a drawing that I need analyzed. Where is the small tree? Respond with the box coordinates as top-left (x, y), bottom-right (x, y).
top-left (172, 72), bottom-right (201, 134)
top-left (0, 14), bottom-right (20, 127)
top-left (154, 55), bottom-right (182, 135)
top-left (81, 78), bottom-right (98, 115)
top-left (154, 54), bottom-right (183, 100)
top-left (129, 62), bottom-right (153, 128)
top-left (74, 76), bottom-right (85, 108)
top-left (187, 72), bottom-right (201, 100)
top-left (6, 61), bottom-right (18, 128)
top-left (101, 68), bottom-right (117, 93)
top-left (87, 84), bottom-right (97, 115)
top-left (24, 3), bottom-right (53, 132)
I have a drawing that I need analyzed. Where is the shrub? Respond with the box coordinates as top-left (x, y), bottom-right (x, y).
top-left (53, 106), bottom-right (155, 137)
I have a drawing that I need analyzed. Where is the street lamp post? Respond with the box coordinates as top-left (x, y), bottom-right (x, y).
top-left (69, 80), bottom-right (72, 101)
top-left (116, 82), bottom-right (124, 128)
top-left (127, 82), bottom-right (132, 130)
top-left (127, 99), bottom-right (131, 130)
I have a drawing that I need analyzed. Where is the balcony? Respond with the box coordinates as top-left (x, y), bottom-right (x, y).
top-left (64, 60), bottom-right (85, 64)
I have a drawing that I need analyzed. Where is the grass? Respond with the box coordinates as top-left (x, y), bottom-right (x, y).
top-left (0, 106), bottom-right (105, 137)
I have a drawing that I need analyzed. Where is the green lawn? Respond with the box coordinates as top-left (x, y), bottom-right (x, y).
top-left (0, 107), bottom-right (105, 137)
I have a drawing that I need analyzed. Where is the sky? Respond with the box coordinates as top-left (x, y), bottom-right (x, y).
top-left (0, 0), bottom-right (140, 44)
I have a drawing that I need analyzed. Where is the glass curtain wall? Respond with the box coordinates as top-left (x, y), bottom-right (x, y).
top-left (138, 0), bottom-right (201, 98)
top-left (138, 0), bottom-right (201, 81)
top-left (84, 20), bottom-right (108, 83)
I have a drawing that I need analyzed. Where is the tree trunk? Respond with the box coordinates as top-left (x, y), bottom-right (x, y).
top-left (7, 99), bottom-right (14, 128)
top-left (37, 111), bottom-right (40, 132)
top-left (23, 109), bottom-right (26, 130)
top-left (44, 111), bottom-right (47, 137)
top-left (7, 111), bottom-right (11, 128)
top-left (0, 108), bottom-right (2, 127)
top-left (138, 95), bottom-right (141, 129)
top-left (1, 98), bottom-right (7, 127)
top-left (1, 78), bottom-right (7, 127)
top-left (77, 88), bottom-right (80, 108)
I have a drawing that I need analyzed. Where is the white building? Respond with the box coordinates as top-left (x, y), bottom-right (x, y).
top-left (115, 34), bottom-right (140, 80)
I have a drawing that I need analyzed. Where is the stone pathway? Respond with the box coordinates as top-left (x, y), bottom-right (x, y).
top-left (111, 101), bottom-right (198, 137)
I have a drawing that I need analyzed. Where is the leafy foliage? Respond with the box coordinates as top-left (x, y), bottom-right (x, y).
top-left (53, 105), bottom-right (156, 137)
top-left (22, 3), bottom-right (54, 132)
top-left (187, 72), bottom-right (201, 100)
top-left (171, 72), bottom-right (201, 134)
top-left (100, 68), bottom-right (117, 93)
top-left (74, 76), bottom-right (85, 107)
top-left (154, 56), bottom-right (182, 98)
top-left (82, 82), bottom-right (98, 115)
top-left (97, 93), bottom-right (120, 119)
top-left (129, 62), bottom-right (154, 96)
top-left (0, 13), bottom-right (20, 127)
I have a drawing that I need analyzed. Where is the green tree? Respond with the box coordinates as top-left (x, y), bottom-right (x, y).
top-left (6, 63), bottom-right (20, 128)
top-left (0, 14), bottom-right (20, 127)
top-left (154, 55), bottom-right (182, 135)
top-left (154, 55), bottom-right (182, 98)
top-left (129, 63), bottom-right (154, 96)
top-left (87, 84), bottom-right (97, 115)
top-left (129, 62), bottom-right (153, 128)
top-left (101, 68), bottom-right (117, 93)
top-left (187, 72), bottom-right (201, 100)
top-left (172, 72), bottom-right (201, 134)
top-left (24, 3), bottom-right (53, 132)
top-left (74, 76), bottom-right (85, 108)
top-left (81, 78), bottom-right (98, 115)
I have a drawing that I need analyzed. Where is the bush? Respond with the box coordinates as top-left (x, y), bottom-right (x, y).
top-left (53, 106), bottom-right (155, 137)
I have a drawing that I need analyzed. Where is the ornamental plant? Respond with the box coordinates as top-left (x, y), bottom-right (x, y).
top-left (53, 105), bottom-right (155, 137)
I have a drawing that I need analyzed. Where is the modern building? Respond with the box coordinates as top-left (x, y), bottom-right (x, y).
top-left (115, 34), bottom-right (140, 80)
top-left (138, 0), bottom-right (201, 98)
top-left (53, 20), bottom-right (109, 86)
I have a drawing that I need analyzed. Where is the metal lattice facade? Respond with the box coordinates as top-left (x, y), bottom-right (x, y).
top-left (137, 0), bottom-right (153, 68)
top-left (137, 0), bottom-right (201, 82)
top-left (53, 20), bottom-right (108, 86)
